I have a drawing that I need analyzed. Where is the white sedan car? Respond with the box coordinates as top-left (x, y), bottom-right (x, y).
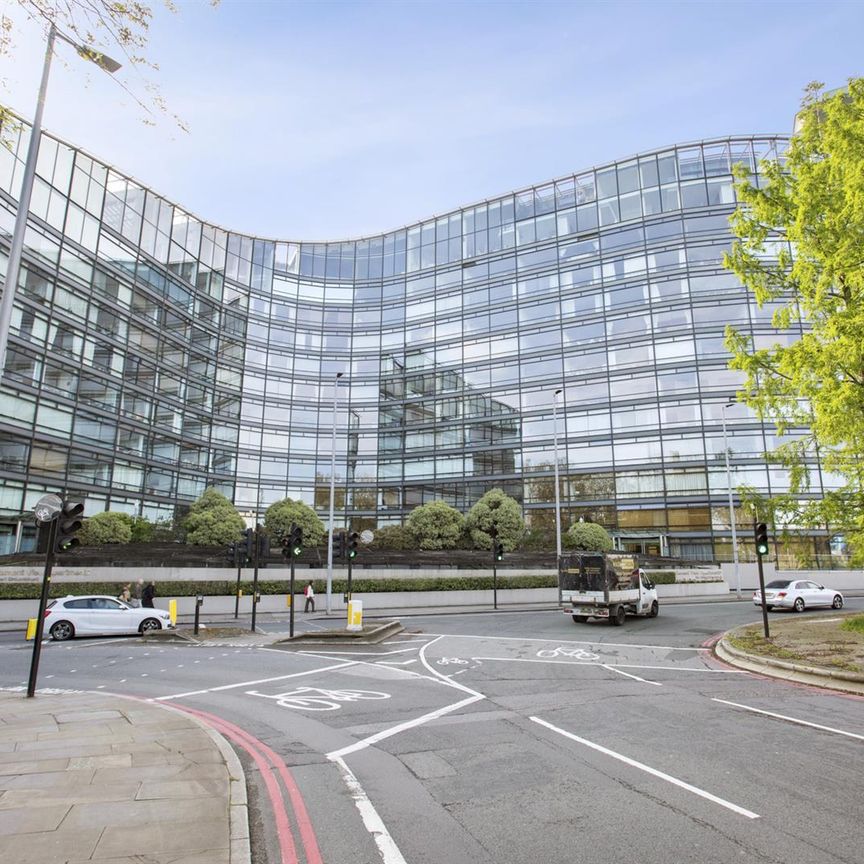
top-left (753, 579), bottom-right (844, 613)
top-left (44, 595), bottom-right (173, 640)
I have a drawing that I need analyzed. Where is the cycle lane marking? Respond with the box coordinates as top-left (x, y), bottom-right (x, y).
top-left (531, 716), bottom-right (760, 820)
top-left (151, 660), bottom-right (358, 701)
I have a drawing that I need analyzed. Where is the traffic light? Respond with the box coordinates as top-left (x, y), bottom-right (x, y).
top-left (754, 522), bottom-right (769, 557)
top-left (348, 531), bottom-right (359, 559)
top-left (243, 527), bottom-right (254, 563)
top-left (257, 531), bottom-right (270, 559)
top-left (227, 542), bottom-right (237, 565)
top-left (332, 531), bottom-right (346, 559)
top-left (494, 541), bottom-right (504, 562)
top-left (288, 523), bottom-right (303, 557)
top-left (54, 500), bottom-right (84, 554)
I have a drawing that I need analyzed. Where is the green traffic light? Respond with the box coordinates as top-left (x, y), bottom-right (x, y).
top-left (292, 545), bottom-right (302, 556)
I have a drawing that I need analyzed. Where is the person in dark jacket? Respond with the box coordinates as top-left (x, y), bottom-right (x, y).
top-left (142, 581), bottom-right (156, 608)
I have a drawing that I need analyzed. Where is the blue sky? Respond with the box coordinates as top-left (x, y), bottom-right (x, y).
top-left (3, 0), bottom-right (863, 240)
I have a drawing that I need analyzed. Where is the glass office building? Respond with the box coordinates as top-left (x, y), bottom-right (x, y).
top-left (0, 121), bottom-right (828, 559)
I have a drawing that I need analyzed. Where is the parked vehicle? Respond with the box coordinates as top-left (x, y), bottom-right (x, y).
top-left (753, 580), bottom-right (844, 613)
top-left (559, 552), bottom-right (659, 625)
top-left (44, 595), bottom-right (173, 640)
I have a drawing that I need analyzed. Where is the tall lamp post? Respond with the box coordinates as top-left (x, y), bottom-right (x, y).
top-left (325, 371), bottom-right (344, 614)
top-left (552, 388), bottom-right (563, 581)
top-left (721, 401), bottom-right (741, 598)
top-left (0, 24), bottom-right (121, 377)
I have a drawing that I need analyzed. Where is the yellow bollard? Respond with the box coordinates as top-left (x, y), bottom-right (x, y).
top-left (169, 599), bottom-right (177, 625)
top-left (346, 599), bottom-right (363, 632)
top-left (286, 594), bottom-right (292, 608)
top-left (25, 618), bottom-right (37, 640)
top-left (238, 589), bottom-right (243, 597)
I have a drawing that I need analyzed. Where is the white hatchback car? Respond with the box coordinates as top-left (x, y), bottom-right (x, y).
top-left (753, 579), bottom-right (844, 613)
top-left (44, 595), bottom-right (173, 640)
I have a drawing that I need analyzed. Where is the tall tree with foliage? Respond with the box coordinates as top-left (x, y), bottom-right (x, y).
top-left (406, 501), bottom-right (465, 550)
top-left (78, 511), bottom-right (133, 545)
top-left (183, 488), bottom-right (245, 546)
top-left (263, 498), bottom-right (325, 547)
top-left (465, 488), bottom-right (524, 551)
top-left (565, 521), bottom-right (613, 552)
top-left (723, 79), bottom-right (864, 558)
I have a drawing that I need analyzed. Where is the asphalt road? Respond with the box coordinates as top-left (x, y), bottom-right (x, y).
top-left (2, 598), bottom-right (863, 864)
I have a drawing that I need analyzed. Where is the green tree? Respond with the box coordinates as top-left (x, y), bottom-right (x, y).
top-left (406, 501), bottom-right (465, 550)
top-left (370, 525), bottom-right (413, 550)
top-left (565, 521), bottom-right (613, 552)
top-left (465, 488), bottom-right (524, 551)
top-left (263, 498), bottom-right (325, 547)
top-left (183, 488), bottom-right (245, 546)
top-left (129, 516), bottom-right (154, 543)
top-left (78, 511), bottom-right (132, 545)
top-left (723, 79), bottom-right (864, 559)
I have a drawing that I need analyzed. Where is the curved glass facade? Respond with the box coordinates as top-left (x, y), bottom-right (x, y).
top-left (0, 122), bottom-right (827, 559)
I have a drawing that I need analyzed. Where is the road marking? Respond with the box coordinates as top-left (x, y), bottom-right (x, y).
top-left (328, 693), bottom-right (484, 759)
top-left (712, 698), bottom-right (864, 741)
top-left (530, 717), bottom-right (759, 819)
top-left (377, 659), bottom-right (417, 666)
top-left (419, 636), bottom-right (485, 696)
top-left (152, 660), bottom-right (358, 701)
top-left (472, 656), bottom-right (745, 674)
top-left (602, 665), bottom-right (662, 686)
top-left (426, 632), bottom-right (709, 652)
top-left (330, 754), bottom-right (407, 864)
top-left (248, 687), bottom-right (391, 712)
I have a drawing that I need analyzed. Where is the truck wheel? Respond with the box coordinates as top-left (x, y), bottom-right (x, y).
top-left (611, 606), bottom-right (626, 626)
top-left (649, 601), bottom-right (659, 618)
top-left (572, 615), bottom-right (588, 623)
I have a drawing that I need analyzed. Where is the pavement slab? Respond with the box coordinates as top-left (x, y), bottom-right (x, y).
top-left (0, 691), bottom-right (248, 864)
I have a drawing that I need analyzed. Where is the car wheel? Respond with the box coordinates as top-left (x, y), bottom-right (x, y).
top-left (139, 618), bottom-right (162, 634)
top-left (765, 605), bottom-right (773, 611)
top-left (648, 601), bottom-right (659, 618)
top-left (50, 620), bottom-right (74, 641)
top-left (572, 615), bottom-right (588, 623)
top-left (611, 606), bottom-right (626, 626)
top-left (793, 597), bottom-right (805, 613)
top-left (832, 595), bottom-right (844, 610)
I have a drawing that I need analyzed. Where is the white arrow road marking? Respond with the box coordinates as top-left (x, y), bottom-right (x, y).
top-left (531, 716), bottom-right (759, 819)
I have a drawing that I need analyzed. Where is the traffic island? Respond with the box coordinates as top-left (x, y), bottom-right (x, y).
top-left (716, 612), bottom-right (864, 695)
top-left (275, 619), bottom-right (403, 645)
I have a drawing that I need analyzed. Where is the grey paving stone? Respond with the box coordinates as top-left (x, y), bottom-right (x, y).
top-left (94, 817), bottom-right (229, 859)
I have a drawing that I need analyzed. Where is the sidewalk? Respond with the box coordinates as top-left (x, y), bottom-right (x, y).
top-left (0, 690), bottom-right (249, 864)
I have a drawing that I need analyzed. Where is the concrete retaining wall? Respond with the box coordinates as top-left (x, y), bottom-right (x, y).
top-left (721, 563), bottom-right (864, 592)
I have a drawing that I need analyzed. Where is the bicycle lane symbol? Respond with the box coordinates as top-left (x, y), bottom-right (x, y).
top-left (246, 686), bottom-right (392, 711)
top-left (535, 646), bottom-right (600, 661)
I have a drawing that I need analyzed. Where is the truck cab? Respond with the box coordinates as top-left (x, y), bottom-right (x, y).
top-left (559, 552), bottom-right (659, 626)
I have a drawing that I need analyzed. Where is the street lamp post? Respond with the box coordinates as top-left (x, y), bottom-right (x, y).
top-left (0, 24), bottom-right (121, 378)
top-left (721, 401), bottom-right (741, 598)
top-left (325, 371), bottom-right (344, 614)
top-left (552, 389), bottom-right (563, 602)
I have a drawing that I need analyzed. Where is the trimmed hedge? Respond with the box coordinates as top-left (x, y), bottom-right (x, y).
top-left (0, 574), bottom-right (558, 600)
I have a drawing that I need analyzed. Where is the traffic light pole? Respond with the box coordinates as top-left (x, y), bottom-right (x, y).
top-left (756, 551), bottom-right (770, 639)
top-left (289, 555), bottom-right (295, 639)
top-left (233, 558), bottom-right (241, 619)
top-left (491, 538), bottom-right (498, 610)
top-left (27, 517), bottom-right (57, 698)
top-left (251, 524), bottom-right (260, 632)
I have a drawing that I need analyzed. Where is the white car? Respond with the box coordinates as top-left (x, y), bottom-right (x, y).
top-left (753, 580), bottom-right (844, 613)
top-left (44, 595), bottom-right (173, 640)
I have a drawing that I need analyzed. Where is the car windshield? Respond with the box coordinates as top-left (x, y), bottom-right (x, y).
top-left (765, 580), bottom-right (792, 589)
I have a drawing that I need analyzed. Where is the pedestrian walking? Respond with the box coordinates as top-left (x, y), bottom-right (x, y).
top-left (118, 583), bottom-right (131, 604)
top-left (131, 579), bottom-right (144, 607)
top-left (304, 581), bottom-right (315, 613)
top-left (142, 581), bottom-right (156, 608)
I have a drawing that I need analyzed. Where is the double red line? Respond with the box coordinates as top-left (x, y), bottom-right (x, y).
top-left (176, 704), bottom-right (323, 864)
